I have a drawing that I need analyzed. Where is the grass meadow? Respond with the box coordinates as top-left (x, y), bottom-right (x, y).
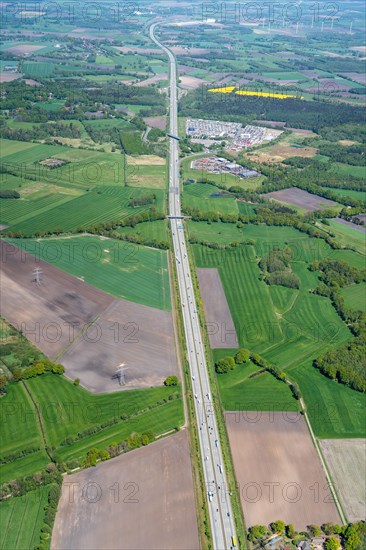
top-left (0, 488), bottom-right (49, 550)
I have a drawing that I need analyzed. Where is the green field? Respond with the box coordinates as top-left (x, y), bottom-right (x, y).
top-left (216, 360), bottom-right (298, 411)
top-left (183, 183), bottom-right (239, 215)
top-left (37, 100), bottom-right (65, 111)
top-left (322, 219), bottom-right (366, 255)
top-left (288, 359), bottom-right (366, 438)
top-left (22, 61), bottom-right (55, 78)
top-left (192, 224), bottom-right (360, 437)
top-left (5, 187), bottom-right (165, 235)
top-left (0, 488), bottom-right (49, 550)
top-left (324, 187), bottom-right (366, 202)
top-left (117, 219), bottom-right (168, 242)
top-left (340, 282), bottom-right (366, 311)
top-left (0, 375), bottom-right (183, 481)
top-left (10, 235), bottom-right (171, 310)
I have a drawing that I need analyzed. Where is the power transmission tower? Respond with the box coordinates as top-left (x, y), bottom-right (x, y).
top-left (32, 267), bottom-right (42, 286)
top-left (115, 363), bottom-right (129, 385)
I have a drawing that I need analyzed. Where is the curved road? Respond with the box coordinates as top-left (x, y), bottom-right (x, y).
top-left (150, 23), bottom-right (238, 550)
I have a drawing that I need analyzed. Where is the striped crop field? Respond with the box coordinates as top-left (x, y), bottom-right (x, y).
top-left (25, 375), bottom-right (182, 449)
top-left (192, 224), bottom-right (363, 437)
top-left (0, 488), bottom-right (50, 550)
top-left (194, 244), bottom-right (282, 350)
top-left (10, 235), bottom-right (171, 310)
top-left (0, 375), bottom-right (183, 481)
top-left (6, 187), bottom-right (165, 235)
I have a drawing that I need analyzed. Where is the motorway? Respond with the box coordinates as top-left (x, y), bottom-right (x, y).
top-left (150, 23), bottom-right (238, 550)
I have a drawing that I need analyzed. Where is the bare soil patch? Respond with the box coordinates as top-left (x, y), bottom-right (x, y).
top-left (5, 44), bottom-right (44, 54)
top-left (340, 72), bottom-right (366, 85)
top-left (113, 46), bottom-right (158, 54)
top-left (179, 75), bottom-right (209, 90)
top-left (127, 155), bottom-right (165, 166)
top-left (250, 143), bottom-right (317, 163)
top-left (39, 158), bottom-right (68, 168)
top-left (59, 298), bottom-right (178, 393)
top-left (226, 411), bottom-right (340, 530)
top-left (320, 439), bottom-right (366, 522)
top-left (51, 431), bottom-right (199, 550)
top-left (0, 240), bottom-right (113, 359)
top-left (263, 187), bottom-right (337, 211)
top-left (24, 78), bottom-right (42, 86)
top-left (0, 73), bottom-right (22, 83)
top-left (142, 116), bottom-right (166, 130)
top-left (339, 140), bottom-right (357, 146)
top-left (0, 241), bottom-right (178, 392)
top-left (135, 74), bottom-right (168, 87)
top-left (171, 46), bottom-right (209, 56)
top-left (197, 268), bottom-right (238, 348)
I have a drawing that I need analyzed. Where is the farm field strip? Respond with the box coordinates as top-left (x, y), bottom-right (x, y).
top-left (7, 187), bottom-right (166, 234)
top-left (0, 488), bottom-right (49, 550)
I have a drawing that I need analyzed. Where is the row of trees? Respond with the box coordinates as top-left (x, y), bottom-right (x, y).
top-left (0, 121), bottom-right (81, 143)
top-left (13, 360), bottom-right (65, 382)
top-left (248, 520), bottom-right (366, 549)
top-left (0, 190), bottom-right (20, 199)
top-left (128, 193), bottom-right (156, 208)
top-left (215, 349), bottom-right (250, 374)
top-left (311, 259), bottom-right (366, 392)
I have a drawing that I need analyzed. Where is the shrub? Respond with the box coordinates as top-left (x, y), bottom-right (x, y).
top-left (164, 376), bottom-right (178, 386)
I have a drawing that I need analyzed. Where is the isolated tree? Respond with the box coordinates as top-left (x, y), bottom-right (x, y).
top-left (215, 356), bottom-right (235, 374)
top-left (235, 348), bottom-right (250, 364)
top-left (164, 376), bottom-right (178, 386)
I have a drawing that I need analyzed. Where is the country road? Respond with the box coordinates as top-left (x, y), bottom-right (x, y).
top-left (149, 23), bottom-right (238, 550)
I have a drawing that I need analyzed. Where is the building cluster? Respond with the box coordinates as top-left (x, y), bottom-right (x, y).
top-left (186, 118), bottom-right (278, 151)
top-left (191, 156), bottom-right (259, 179)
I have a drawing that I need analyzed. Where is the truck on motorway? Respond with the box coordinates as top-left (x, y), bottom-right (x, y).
top-left (231, 536), bottom-right (237, 547)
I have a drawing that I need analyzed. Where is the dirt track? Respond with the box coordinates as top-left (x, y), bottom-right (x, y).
top-left (51, 431), bottom-right (199, 550)
top-left (0, 240), bottom-right (178, 392)
top-left (226, 411), bottom-right (340, 530)
top-left (197, 268), bottom-right (238, 349)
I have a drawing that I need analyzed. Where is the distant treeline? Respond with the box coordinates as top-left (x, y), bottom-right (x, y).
top-left (180, 89), bottom-right (366, 132)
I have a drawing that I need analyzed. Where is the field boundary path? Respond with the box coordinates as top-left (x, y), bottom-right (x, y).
top-left (150, 22), bottom-right (238, 550)
top-left (22, 381), bottom-right (53, 461)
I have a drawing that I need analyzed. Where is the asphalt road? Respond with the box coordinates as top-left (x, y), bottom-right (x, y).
top-left (150, 23), bottom-right (238, 550)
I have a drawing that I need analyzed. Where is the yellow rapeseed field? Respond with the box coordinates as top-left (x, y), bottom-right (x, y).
top-left (207, 86), bottom-right (236, 93)
top-left (207, 86), bottom-right (303, 99)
